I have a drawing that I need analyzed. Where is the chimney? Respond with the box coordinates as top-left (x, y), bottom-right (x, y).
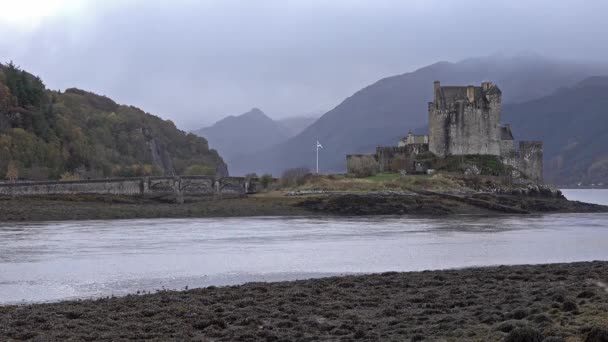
top-left (467, 85), bottom-right (475, 103)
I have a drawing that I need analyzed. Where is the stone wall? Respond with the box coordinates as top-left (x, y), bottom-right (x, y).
top-left (500, 141), bottom-right (544, 182)
top-left (428, 82), bottom-right (502, 157)
top-left (376, 145), bottom-right (429, 173)
top-left (500, 139), bottom-right (517, 155)
top-left (0, 176), bottom-right (256, 198)
top-left (518, 141), bottom-right (543, 182)
top-left (347, 144), bottom-right (430, 174)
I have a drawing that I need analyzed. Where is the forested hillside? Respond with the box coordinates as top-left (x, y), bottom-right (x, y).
top-left (0, 62), bottom-right (227, 181)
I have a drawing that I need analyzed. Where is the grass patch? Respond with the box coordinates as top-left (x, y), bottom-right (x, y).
top-left (436, 155), bottom-right (513, 176)
top-left (366, 173), bottom-right (401, 182)
top-left (279, 173), bottom-right (466, 192)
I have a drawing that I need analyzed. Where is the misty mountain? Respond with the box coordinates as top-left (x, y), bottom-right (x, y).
top-left (504, 76), bottom-right (608, 186)
top-left (229, 55), bottom-right (607, 176)
top-left (277, 115), bottom-right (319, 138)
top-left (193, 108), bottom-right (290, 164)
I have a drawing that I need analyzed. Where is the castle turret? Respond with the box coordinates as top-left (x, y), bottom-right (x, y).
top-left (433, 80), bottom-right (441, 107)
top-left (466, 85), bottom-right (475, 103)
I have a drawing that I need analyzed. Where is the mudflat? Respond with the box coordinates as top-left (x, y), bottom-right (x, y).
top-left (0, 192), bottom-right (606, 222)
top-left (1, 262), bottom-right (607, 341)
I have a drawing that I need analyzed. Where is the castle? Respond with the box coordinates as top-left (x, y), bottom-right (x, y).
top-left (347, 81), bottom-right (543, 181)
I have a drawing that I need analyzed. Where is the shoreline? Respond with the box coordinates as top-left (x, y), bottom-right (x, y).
top-left (1, 191), bottom-right (607, 223)
top-left (1, 261), bottom-right (607, 341)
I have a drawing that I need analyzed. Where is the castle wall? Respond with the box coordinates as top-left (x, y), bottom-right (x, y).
top-left (428, 104), bottom-right (449, 157)
top-left (376, 144), bottom-right (429, 173)
top-left (500, 140), bottom-right (517, 155)
top-left (445, 104), bottom-right (501, 156)
top-left (519, 141), bottom-right (543, 182)
top-left (428, 83), bottom-right (502, 157)
top-left (500, 141), bottom-right (544, 182)
top-left (0, 176), bottom-right (256, 197)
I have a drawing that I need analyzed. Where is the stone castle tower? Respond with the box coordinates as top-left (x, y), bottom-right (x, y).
top-left (428, 81), bottom-right (502, 157)
top-left (347, 80), bottom-right (544, 182)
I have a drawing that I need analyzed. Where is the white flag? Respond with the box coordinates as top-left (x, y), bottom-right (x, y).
top-left (317, 141), bottom-right (323, 149)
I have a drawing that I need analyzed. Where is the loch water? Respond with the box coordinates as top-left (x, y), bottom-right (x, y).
top-left (0, 190), bottom-right (607, 304)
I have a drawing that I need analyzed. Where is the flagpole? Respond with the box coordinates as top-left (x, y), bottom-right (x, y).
top-left (316, 141), bottom-right (319, 174)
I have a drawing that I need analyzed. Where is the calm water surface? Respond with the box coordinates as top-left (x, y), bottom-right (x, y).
top-left (562, 189), bottom-right (608, 205)
top-left (0, 190), bottom-right (607, 304)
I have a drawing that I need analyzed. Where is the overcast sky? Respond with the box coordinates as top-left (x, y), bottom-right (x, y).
top-left (1, 0), bottom-right (607, 128)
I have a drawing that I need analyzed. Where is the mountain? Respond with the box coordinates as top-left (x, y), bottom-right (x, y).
top-left (193, 108), bottom-right (289, 165)
top-left (504, 76), bottom-right (608, 186)
top-left (229, 55), bottom-right (608, 176)
top-left (277, 115), bottom-right (320, 138)
top-left (0, 62), bottom-right (227, 180)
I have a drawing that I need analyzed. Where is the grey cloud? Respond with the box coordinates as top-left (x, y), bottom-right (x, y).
top-left (1, 0), bottom-right (607, 128)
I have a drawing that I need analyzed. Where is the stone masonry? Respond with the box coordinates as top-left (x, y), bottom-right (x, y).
top-left (347, 81), bottom-right (544, 182)
top-left (0, 176), bottom-right (257, 200)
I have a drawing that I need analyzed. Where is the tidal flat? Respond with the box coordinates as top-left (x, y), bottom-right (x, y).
top-left (1, 262), bottom-right (607, 341)
top-left (1, 191), bottom-right (606, 222)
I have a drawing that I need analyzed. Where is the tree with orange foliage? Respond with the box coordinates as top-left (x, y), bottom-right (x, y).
top-left (5, 160), bottom-right (18, 183)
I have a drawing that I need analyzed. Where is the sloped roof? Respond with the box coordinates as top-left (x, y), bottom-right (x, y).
top-left (501, 125), bottom-right (514, 140)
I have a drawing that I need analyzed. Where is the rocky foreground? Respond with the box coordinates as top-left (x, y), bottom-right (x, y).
top-left (1, 262), bottom-right (607, 341)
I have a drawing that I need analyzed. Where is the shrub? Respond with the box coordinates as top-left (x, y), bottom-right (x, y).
top-left (60, 172), bottom-right (80, 181)
top-left (348, 155), bottom-right (379, 177)
top-left (437, 155), bottom-right (510, 176)
top-left (5, 160), bottom-right (18, 182)
top-left (260, 173), bottom-right (273, 189)
top-left (184, 164), bottom-right (215, 176)
top-left (280, 167), bottom-right (310, 187)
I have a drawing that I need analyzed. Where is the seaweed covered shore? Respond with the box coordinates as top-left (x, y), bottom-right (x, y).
top-left (0, 189), bottom-right (606, 222)
top-left (1, 262), bottom-right (607, 341)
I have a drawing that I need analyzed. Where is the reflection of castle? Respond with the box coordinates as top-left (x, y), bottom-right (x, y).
top-left (347, 81), bottom-right (543, 181)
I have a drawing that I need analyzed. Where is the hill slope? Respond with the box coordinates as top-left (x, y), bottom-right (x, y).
top-left (0, 62), bottom-right (227, 180)
top-left (193, 108), bottom-right (289, 164)
top-left (229, 55), bottom-right (607, 176)
top-left (277, 115), bottom-right (319, 138)
top-left (504, 77), bottom-right (608, 186)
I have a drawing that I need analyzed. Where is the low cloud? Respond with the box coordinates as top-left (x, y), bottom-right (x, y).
top-left (1, 0), bottom-right (607, 128)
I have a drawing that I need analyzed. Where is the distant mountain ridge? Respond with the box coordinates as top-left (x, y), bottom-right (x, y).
top-left (504, 76), bottom-right (608, 185)
top-left (193, 109), bottom-right (319, 171)
top-left (228, 55), bottom-right (608, 177)
top-left (277, 115), bottom-right (318, 138)
top-left (193, 108), bottom-right (289, 165)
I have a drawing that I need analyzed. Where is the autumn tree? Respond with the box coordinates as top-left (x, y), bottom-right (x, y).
top-left (5, 160), bottom-right (18, 182)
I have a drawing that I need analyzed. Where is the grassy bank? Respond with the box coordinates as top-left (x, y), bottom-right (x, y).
top-left (278, 173), bottom-right (466, 192)
top-left (1, 262), bottom-right (607, 341)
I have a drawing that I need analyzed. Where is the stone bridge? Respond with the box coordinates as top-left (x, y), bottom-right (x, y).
top-left (0, 176), bottom-right (258, 201)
